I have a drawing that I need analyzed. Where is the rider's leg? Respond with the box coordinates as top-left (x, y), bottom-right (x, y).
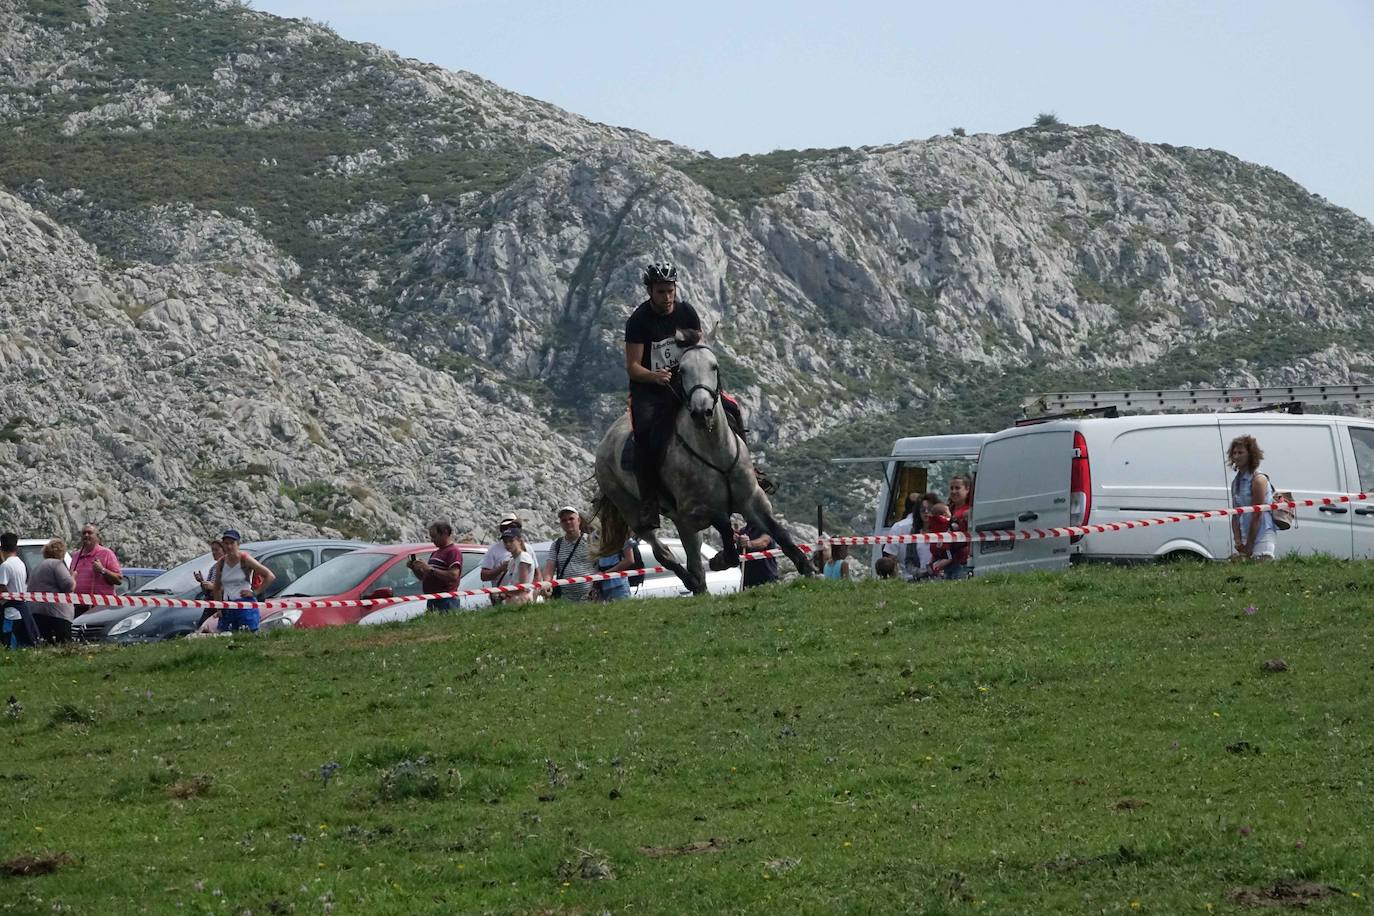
top-left (721, 391), bottom-right (777, 494)
top-left (630, 393), bottom-right (673, 530)
top-left (721, 393), bottom-right (746, 441)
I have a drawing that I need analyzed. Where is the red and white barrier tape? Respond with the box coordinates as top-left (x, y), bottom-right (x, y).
top-left (1, 493), bottom-right (1360, 612)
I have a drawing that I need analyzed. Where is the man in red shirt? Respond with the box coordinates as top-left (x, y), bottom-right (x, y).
top-left (68, 523), bottom-right (122, 614)
top-left (409, 519), bottom-right (463, 613)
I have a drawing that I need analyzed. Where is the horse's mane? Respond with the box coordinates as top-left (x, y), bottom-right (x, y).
top-left (675, 328), bottom-right (703, 348)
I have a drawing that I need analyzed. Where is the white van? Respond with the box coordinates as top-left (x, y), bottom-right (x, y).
top-left (970, 411), bottom-right (1374, 574)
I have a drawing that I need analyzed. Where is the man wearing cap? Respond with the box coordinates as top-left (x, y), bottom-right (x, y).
top-left (208, 529), bottom-right (275, 632)
top-left (543, 507), bottom-right (596, 602)
top-left (409, 519), bottom-right (463, 613)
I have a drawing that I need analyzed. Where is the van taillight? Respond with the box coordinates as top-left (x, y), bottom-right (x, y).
top-left (1070, 431), bottom-right (1091, 543)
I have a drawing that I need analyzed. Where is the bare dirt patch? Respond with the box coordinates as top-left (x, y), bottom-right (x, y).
top-left (1, 851), bottom-right (75, 877)
top-left (166, 775), bottom-right (213, 799)
top-left (1225, 881), bottom-right (1340, 907)
top-left (1111, 797), bottom-right (1148, 811)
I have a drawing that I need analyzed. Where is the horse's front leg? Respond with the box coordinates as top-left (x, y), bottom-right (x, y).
top-left (674, 522), bottom-right (708, 596)
top-left (641, 528), bottom-right (702, 596)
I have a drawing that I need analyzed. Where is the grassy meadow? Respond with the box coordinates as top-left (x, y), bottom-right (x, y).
top-left (2, 559), bottom-right (1372, 914)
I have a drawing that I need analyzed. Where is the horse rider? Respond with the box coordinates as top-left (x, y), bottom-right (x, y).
top-left (624, 261), bottom-right (701, 530)
top-left (623, 260), bottom-right (766, 531)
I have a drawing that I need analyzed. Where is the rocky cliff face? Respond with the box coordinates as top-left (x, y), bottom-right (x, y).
top-left (0, 188), bottom-right (593, 561)
top-left (2, 0), bottom-right (1373, 556)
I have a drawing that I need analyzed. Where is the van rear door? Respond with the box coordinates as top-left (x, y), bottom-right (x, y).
top-left (971, 426), bottom-right (1074, 575)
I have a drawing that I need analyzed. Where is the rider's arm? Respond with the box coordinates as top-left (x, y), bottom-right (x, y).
top-left (625, 342), bottom-right (669, 386)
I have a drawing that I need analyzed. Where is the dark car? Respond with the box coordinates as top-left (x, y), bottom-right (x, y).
top-left (71, 539), bottom-right (371, 642)
top-left (117, 567), bottom-right (165, 595)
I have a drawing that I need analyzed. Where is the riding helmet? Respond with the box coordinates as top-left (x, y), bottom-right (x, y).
top-left (642, 260), bottom-right (678, 286)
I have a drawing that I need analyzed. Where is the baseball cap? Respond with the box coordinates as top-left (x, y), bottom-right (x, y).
top-left (220, 528), bottom-right (242, 542)
top-left (498, 512), bottom-right (520, 527)
top-left (500, 525), bottom-right (523, 539)
top-left (557, 505), bottom-right (579, 516)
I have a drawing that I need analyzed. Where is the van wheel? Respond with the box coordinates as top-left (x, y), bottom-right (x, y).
top-left (1160, 550), bottom-right (1204, 564)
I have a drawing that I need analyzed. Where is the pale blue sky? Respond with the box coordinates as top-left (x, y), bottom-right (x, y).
top-left (250, 0), bottom-right (1374, 222)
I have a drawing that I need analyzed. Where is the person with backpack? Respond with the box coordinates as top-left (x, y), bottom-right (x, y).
top-left (543, 507), bottom-right (595, 601)
top-left (592, 538), bottom-right (639, 602)
top-left (206, 529), bottom-right (275, 631)
top-left (1228, 435), bottom-right (1278, 561)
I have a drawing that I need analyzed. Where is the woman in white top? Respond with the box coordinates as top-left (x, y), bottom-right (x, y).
top-left (497, 526), bottom-right (538, 605)
top-left (209, 529), bottom-right (275, 631)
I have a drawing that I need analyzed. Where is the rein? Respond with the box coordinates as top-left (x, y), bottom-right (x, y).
top-left (672, 342), bottom-right (741, 511)
top-left (675, 424), bottom-right (741, 512)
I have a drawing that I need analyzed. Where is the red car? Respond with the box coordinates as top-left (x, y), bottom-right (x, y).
top-left (260, 542), bottom-right (487, 629)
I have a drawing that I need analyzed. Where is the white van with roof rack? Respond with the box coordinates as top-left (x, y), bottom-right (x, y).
top-left (968, 386), bottom-right (1374, 574)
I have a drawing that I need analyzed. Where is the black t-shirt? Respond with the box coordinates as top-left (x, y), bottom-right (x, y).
top-left (624, 300), bottom-right (702, 395)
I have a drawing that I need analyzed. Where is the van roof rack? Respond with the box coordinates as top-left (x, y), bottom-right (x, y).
top-left (1021, 384), bottom-right (1374, 418)
top-left (1015, 405), bottom-right (1119, 426)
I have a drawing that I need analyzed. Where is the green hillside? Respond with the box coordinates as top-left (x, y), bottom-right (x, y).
top-left (2, 561), bottom-right (1370, 913)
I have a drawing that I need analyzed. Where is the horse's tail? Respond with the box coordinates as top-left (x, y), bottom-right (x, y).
top-left (591, 492), bottom-right (630, 559)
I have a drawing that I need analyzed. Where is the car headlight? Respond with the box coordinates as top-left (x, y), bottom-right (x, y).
top-left (108, 611), bottom-right (152, 636)
top-left (260, 609), bottom-right (303, 629)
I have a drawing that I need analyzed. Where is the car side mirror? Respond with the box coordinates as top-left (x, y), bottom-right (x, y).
top-left (363, 587), bottom-right (394, 600)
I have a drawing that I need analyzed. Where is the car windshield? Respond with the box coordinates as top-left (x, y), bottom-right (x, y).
top-left (135, 552), bottom-right (214, 597)
top-left (17, 545), bottom-right (45, 576)
top-left (280, 552), bottom-right (390, 596)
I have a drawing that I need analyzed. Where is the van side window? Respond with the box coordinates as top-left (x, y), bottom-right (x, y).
top-left (1349, 428), bottom-right (1374, 491)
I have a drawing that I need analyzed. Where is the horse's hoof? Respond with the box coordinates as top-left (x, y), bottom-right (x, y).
top-left (708, 552), bottom-right (739, 572)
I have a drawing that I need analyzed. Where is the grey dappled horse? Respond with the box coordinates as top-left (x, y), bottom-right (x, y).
top-left (592, 337), bottom-right (812, 594)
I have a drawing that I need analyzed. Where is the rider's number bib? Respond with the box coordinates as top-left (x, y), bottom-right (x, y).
top-left (649, 336), bottom-right (683, 373)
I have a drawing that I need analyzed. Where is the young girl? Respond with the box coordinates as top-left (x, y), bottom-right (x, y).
top-left (925, 503), bottom-right (954, 578)
top-left (497, 527), bottom-right (539, 604)
top-left (945, 475), bottom-right (974, 580)
top-left (1227, 435), bottom-right (1277, 561)
top-left (823, 543), bottom-right (857, 581)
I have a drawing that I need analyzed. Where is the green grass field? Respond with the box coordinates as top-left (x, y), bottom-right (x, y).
top-left (2, 560), bottom-right (1371, 914)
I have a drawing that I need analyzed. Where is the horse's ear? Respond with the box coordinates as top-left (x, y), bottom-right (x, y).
top-left (701, 323), bottom-right (716, 345)
top-left (675, 328), bottom-right (702, 347)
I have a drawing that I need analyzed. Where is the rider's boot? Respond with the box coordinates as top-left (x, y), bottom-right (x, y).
top-left (753, 466), bottom-right (777, 495)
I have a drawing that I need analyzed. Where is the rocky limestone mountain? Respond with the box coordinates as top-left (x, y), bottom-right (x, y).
top-left (2, 0), bottom-right (1373, 551)
top-left (0, 188), bottom-right (593, 563)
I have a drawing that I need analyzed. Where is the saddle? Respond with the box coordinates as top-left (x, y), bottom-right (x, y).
top-left (620, 407), bottom-right (775, 493)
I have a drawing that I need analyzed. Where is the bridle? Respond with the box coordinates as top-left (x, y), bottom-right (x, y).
top-left (672, 343), bottom-right (721, 414)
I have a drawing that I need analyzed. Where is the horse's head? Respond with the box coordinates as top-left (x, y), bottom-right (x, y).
top-left (675, 332), bottom-right (720, 431)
